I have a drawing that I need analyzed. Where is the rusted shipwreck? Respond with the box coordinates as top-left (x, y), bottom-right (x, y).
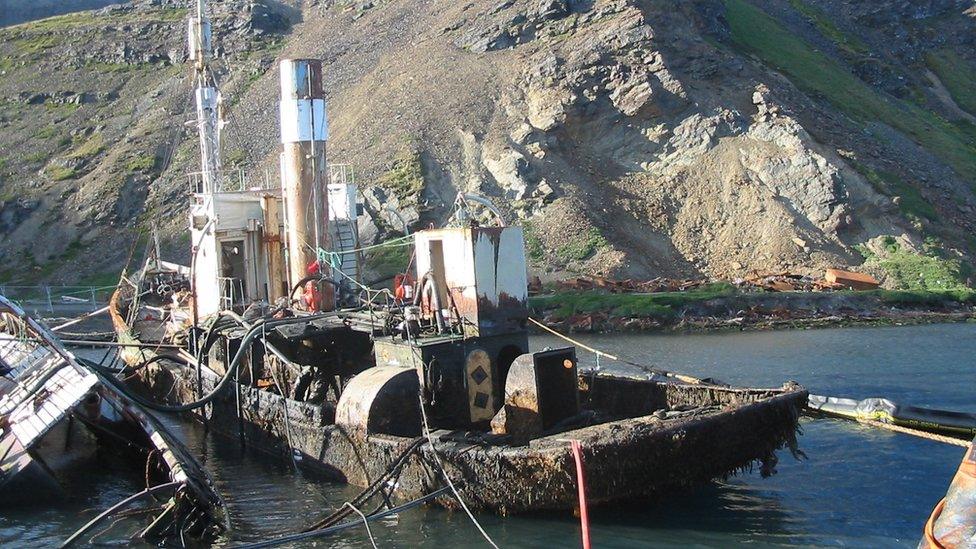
top-left (102, 0), bottom-right (807, 516)
top-left (108, 212), bottom-right (807, 514)
top-left (0, 295), bottom-right (227, 544)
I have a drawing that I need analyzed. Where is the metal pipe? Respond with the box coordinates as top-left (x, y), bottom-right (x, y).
top-left (278, 58), bottom-right (333, 310)
top-left (50, 305), bottom-right (110, 332)
top-left (262, 194), bottom-right (287, 303)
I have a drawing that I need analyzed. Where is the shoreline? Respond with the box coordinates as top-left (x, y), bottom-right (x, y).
top-left (529, 288), bottom-right (976, 334)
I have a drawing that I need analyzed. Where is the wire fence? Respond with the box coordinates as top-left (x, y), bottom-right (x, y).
top-left (0, 284), bottom-right (115, 316)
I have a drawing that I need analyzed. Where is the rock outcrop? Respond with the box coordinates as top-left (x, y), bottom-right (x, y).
top-left (0, 0), bottom-right (974, 284)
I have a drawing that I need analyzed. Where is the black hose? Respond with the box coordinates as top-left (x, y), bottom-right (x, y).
top-left (60, 482), bottom-right (182, 548)
top-left (84, 313), bottom-right (341, 413)
top-left (303, 437), bottom-right (425, 531)
top-left (115, 353), bottom-right (190, 375)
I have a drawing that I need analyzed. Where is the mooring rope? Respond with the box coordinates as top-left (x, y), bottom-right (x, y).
top-left (527, 317), bottom-right (709, 385)
top-left (857, 418), bottom-right (971, 447)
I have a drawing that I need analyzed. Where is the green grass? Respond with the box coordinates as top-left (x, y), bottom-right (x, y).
top-left (522, 221), bottom-right (545, 265)
top-left (44, 101), bottom-right (80, 115)
top-left (852, 161), bottom-right (937, 221)
top-left (78, 271), bottom-right (124, 289)
top-left (870, 288), bottom-right (976, 306)
top-left (67, 133), bottom-right (104, 160)
top-left (860, 237), bottom-right (967, 290)
top-left (45, 165), bottom-right (77, 181)
top-left (364, 244), bottom-right (411, 279)
top-left (25, 152), bottom-right (48, 164)
top-left (376, 150), bottom-right (425, 206)
top-left (125, 154), bottom-right (156, 173)
top-left (5, 7), bottom-right (186, 32)
top-left (925, 50), bottom-right (976, 118)
top-left (11, 33), bottom-right (58, 54)
top-left (37, 126), bottom-right (58, 139)
top-left (224, 149), bottom-right (247, 167)
top-left (786, 0), bottom-right (868, 55)
top-left (87, 60), bottom-right (150, 74)
top-left (61, 237), bottom-right (86, 261)
top-left (556, 227), bottom-right (608, 263)
top-left (725, 0), bottom-right (976, 188)
top-left (529, 283), bottom-right (738, 318)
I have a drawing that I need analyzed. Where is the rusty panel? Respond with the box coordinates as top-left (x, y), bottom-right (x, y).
top-left (472, 227), bottom-right (528, 337)
top-left (824, 268), bottom-right (880, 290)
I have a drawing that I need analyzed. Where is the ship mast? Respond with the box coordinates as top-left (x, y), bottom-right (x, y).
top-left (189, 0), bottom-right (221, 194)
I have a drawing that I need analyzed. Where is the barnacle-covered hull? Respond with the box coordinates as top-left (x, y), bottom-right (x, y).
top-left (123, 335), bottom-right (806, 513)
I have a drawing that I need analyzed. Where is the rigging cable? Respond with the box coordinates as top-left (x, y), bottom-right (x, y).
top-left (404, 321), bottom-right (499, 549)
top-left (233, 486), bottom-right (453, 549)
top-left (342, 502), bottom-right (378, 549)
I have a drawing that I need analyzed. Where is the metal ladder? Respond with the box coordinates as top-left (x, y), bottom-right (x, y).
top-left (331, 220), bottom-right (360, 283)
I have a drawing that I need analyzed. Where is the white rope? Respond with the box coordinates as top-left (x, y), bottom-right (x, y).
top-left (342, 502), bottom-right (378, 548)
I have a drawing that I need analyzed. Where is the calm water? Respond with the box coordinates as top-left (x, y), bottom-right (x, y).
top-left (3, 323), bottom-right (974, 547)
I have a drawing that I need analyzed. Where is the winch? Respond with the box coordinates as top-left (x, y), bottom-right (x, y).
top-left (336, 225), bottom-right (580, 436)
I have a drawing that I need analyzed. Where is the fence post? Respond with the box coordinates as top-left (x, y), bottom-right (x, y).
top-left (91, 287), bottom-right (97, 310)
top-left (45, 285), bottom-right (53, 313)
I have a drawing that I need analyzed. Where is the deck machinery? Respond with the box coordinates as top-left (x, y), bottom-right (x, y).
top-left (339, 225), bottom-right (579, 437)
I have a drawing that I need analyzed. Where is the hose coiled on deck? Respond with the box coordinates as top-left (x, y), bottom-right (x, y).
top-left (84, 313), bottom-right (340, 413)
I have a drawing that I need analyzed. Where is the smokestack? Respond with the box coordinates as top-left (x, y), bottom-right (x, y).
top-left (279, 58), bottom-right (333, 310)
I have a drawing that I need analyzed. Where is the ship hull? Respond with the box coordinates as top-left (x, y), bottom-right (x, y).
top-left (117, 322), bottom-right (807, 514)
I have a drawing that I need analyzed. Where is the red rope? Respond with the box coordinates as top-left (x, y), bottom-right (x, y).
top-left (570, 440), bottom-right (591, 549)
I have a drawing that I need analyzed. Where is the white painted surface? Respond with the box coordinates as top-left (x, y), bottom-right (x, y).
top-left (187, 18), bottom-right (212, 63)
top-left (279, 98), bottom-right (327, 143)
top-left (414, 227), bottom-right (528, 335)
top-left (327, 182), bottom-right (358, 221)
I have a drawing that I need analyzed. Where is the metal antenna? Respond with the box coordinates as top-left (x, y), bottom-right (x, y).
top-left (190, 0), bottom-right (221, 194)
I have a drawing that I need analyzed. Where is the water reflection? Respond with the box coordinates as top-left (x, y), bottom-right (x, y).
top-left (2, 323), bottom-right (973, 547)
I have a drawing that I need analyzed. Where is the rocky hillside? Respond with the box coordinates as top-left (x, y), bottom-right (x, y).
top-left (1, 0), bottom-right (975, 289)
top-left (0, 0), bottom-right (126, 27)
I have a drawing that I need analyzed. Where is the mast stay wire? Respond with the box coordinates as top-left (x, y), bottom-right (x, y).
top-left (403, 321), bottom-right (500, 548)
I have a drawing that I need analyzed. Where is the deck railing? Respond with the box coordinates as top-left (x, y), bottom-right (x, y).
top-left (0, 285), bottom-right (114, 315)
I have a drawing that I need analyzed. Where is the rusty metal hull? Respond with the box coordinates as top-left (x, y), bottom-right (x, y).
top-left (124, 348), bottom-right (806, 514)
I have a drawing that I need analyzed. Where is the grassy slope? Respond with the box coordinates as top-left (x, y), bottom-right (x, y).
top-left (926, 50), bottom-right (976, 118)
top-left (529, 283), bottom-right (738, 318)
top-left (530, 287), bottom-right (976, 322)
top-left (724, 0), bottom-right (976, 190)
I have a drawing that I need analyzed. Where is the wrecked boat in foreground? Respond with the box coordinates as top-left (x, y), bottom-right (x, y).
top-left (0, 294), bottom-right (227, 544)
